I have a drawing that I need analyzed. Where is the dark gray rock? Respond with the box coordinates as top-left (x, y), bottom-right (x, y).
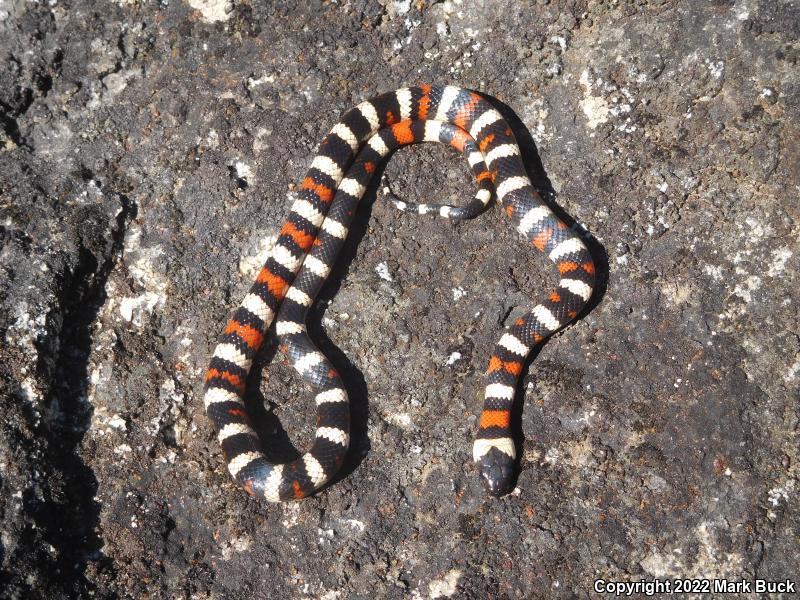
top-left (1, 0), bottom-right (797, 598)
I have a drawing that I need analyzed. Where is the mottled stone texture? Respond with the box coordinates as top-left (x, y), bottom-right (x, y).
top-left (0, 0), bottom-right (797, 598)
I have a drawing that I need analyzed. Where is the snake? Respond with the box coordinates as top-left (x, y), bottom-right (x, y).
top-left (203, 84), bottom-right (595, 501)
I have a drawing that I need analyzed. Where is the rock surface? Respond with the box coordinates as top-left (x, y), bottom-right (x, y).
top-left (1, 0), bottom-right (797, 598)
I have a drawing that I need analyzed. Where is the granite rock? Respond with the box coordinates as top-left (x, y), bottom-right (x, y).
top-left (0, 0), bottom-right (797, 598)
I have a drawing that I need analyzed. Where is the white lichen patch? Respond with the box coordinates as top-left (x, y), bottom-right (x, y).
top-left (91, 406), bottom-right (128, 436)
top-left (429, 569), bottom-right (462, 599)
top-left (238, 234), bottom-right (276, 279)
top-left (119, 225), bottom-right (169, 326)
top-left (445, 351), bottom-right (462, 365)
top-left (767, 248), bottom-right (792, 276)
top-left (281, 502), bottom-right (302, 528)
top-left (383, 411), bottom-right (413, 429)
top-left (639, 550), bottom-right (684, 578)
top-left (185, 0), bottom-right (232, 23)
top-left (767, 480), bottom-right (793, 507)
top-left (741, 215), bottom-right (772, 242)
top-left (703, 264), bottom-right (725, 281)
top-left (341, 518), bottom-right (365, 533)
top-left (641, 520), bottom-right (743, 579)
top-left (159, 450), bottom-right (177, 465)
top-left (393, 0), bottom-right (411, 15)
top-left (108, 414), bottom-right (127, 430)
top-left (203, 129), bottom-right (220, 150)
top-left (550, 35), bottom-right (567, 51)
top-left (317, 527), bottom-right (335, 544)
top-left (247, 73), bottom-right (276, 90)
top-left (732, 274), bottom-right (762, 303)
top-left (452, 286), bottom-right (466, 301)
top-left (785, 359), bottom-right (800, 382)
top-left (545, 62), bottom-right (562, 77)
top-left (660, 281), bottom-right (693, 306)
top-left (693, 521), bottom-right (744, 575)
top-left (521, 96), bottom-right (552, 142)
top-left (563, 437), bottom-right (597, 468)
top-left (87, 362), bottom-right (111, 404)
top-left (126, 231), bottom-right (168, 293)
top-left (19, 378), bottom-right (40, 403)
top-left (578, 70), bottom-right (610, 129)
top-left (6, 300), bottom-right (48, 356)
top-left (152, 379), bottom-right (187, 441)
top-left (544, 447), bottom-right (561, 465)
top-left (119, 291), bottom-right (162, 325)
top-left (252, 127), bottom-right (273, 153)
top-left (705, 59), bottom-right (724, 79)
top-left (221, 533), bottom-right (252, 559)
top-left (102, 71), bottom-right (130, 97)
top-left (232, 160), bottom-right (252, 184)
top-left (173, 326), bottom-right (198, 374)
top-left (113, 443), bottom-right (132, 455)
top-left (375, 261), bottom-right (393, 282)
top-left (732, 0), bottom-right (752, 21)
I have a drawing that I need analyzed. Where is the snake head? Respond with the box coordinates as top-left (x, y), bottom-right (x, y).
top-left (477, 447), bottom-right (516, 497)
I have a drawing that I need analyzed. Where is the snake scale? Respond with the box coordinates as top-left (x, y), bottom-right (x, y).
top-left (203, 84), bottom-right (595, 501)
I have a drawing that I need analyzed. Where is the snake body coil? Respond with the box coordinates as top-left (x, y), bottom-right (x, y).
top-left (204, 85), bottom-right (595, 501)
